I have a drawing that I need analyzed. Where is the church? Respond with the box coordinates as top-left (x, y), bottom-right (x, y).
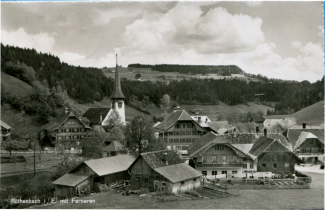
top-left (83, 51), bottom-right (126, 131)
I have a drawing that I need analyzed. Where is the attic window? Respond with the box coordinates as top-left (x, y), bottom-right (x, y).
top-left (181, 181), bottom-right (185, 185)
top-left (273, 163), bottom-right (277, 169)
top-left (215, 145), bottom-right (224, 150)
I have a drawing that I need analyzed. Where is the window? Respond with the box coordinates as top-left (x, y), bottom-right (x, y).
top-left (176, 146), bottom-right (182, 150)
top-left (74, 136), bottom-right (79, 139)
top-left (193, 178), bottom-right (197, 181)
top-left (161, 182), bottom-right (167, 187)
top-left (262, 163), bottom-right (266, 167)
top-left (58, 136), bottom-right (62, 140)
top-left (180, 139), bottom-right (186, 143)
top-left (174, 139), bottom-right (179, 143)
top-left (144, 178), bottom-right (148, 183)
top-left (273, 163), bottom-right (277, 169)
top-left (222, 156), bottom-right (227, 164)
top-left (212, 156), bottom-right (217, 163)
top-left (175, 131), bottom-right (179, 136)
top-left (285, 163), bottom-right (289, 168)
top-left (182, 124), bottom-right (186, 128)
top-left (250, 164), bottom-right (254, 169)
top-left (202, 156), bottom-right (207, 163)
top-left (175, 124), bottom-right (180, 129)
top-left (216, 145), bottom-right (225, 150)
top-left (73, 128), bottom-right (78, 132)
top-left (186, 138), bottom-right (191, 143)
top-left (180, 131), bottom-right (186, 135)
top-left (187, 124), bottom-right (192, 128)
top-left (212, 171), bottom-right (217, 175)
top-left (81, 128), bottom-right (85, 132)
top-left (181, 181), bottom-right (185, 185)
top-left (192, 131), bottom-right (198, 135)
top-left (243, 164), bottom-right (248, 168)
top-left (202, 171), bottom-right (207, 176)
top-left (181, 146), bottom-right (188, 150)
top-left (186, 131), bottom-right (192, 135)
top-left (65, 129), bottom-right (70, 133)
top-left (169, 139), bottom-right (173, 143)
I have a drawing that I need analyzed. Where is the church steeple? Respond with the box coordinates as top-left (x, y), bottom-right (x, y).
top-left (110, 52), bottom-right (125, 99)
top-left (110, 49), bottom-right (126, 125)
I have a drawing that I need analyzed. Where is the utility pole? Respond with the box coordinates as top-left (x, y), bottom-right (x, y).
top-left (32, 134), bottom-right (36, 177)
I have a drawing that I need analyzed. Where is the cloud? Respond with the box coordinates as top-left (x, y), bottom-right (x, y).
top-left (94, 8), bottom-right (142, 25)
top-left (245, 2), bottom-right (263, 7)
top-left (1, 27), bottom-right (55, 53)
top-left (60, 52), bottom-right (116, 68)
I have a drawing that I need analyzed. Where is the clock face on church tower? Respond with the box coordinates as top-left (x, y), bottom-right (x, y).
top-left (118, 101), bottom-right (123, 108)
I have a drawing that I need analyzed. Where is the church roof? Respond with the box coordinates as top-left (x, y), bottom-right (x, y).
top-left (83, 107), bottom-right (111, 124)
top-left (110, 58), bottom-right (125, 100)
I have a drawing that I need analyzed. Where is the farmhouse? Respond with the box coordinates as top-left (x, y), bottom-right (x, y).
top-left (53, 154), bottom-right (136, 200)
top-left (129, 150), bottom-right (202, 194)
top-left (154, 110), bottom-right (208, 155)
top-left (0, 120), bottom-right (11, 142)
top-left (188, 131), bottom-right (301, 178)
top-left (40, 110), bottom-right (92, 150)
top-left (283, 127), bottom-right (324, 163)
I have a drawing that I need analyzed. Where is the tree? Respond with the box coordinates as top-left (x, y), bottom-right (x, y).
top-left (124, 115), bottom-right (166, 155)
top-left (109, 126), bottom-right (125, 145)
top-left (160, 94), bottom-right (170, 114)
top-left (102, 110), bottom-right (123, 131)
top-left (79, 132), bottom-right (108, 159)
top-left (53, 154), bottom-right (85, 180)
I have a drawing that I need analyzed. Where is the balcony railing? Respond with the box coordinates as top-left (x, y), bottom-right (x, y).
top-left (196, 163), bottom-right (243, 167)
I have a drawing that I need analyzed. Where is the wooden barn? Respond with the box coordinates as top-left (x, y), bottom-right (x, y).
top-left (52, 154), bottom-right (136, 200)
top-left (129, 150), bottom-right (202, 194)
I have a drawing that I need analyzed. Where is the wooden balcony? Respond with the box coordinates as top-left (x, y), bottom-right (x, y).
top-left (196, 163), bottom-right (243, 168)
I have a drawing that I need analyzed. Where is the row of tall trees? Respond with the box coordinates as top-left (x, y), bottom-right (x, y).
top-left (128, 63), bottom-right (244, 75)
top-left (2, 44), bottom-right (323, 115)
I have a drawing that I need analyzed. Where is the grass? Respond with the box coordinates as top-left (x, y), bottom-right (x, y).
top-left (0, 152), bottom-right (60, 177)
top-left (34, 172), bottom-right (324, 209)
top-left (291, 100), bottom-right (324, 125)
top-left (1, 72), bottom-right (33, 99)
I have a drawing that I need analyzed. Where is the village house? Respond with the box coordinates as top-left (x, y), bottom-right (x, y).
top-left (129, 150), bottom-right (202, 194)
top-left (154, 110), bottom-right (208, 155)
top-left (283, 127), bottom-right (324, 163)
top-left (102, 141), bottom-right (125, 157)
top-left (52, 154), bottom-right (136, 200)
top-left (0, 120), bottom-right (11, 142)
top-left (187, 131), bottom-right (301, 178)
top-left (40, 110), bottom-right (92, 150)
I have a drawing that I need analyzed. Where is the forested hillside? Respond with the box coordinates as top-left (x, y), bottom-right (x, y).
top-left (1, 44), bottom-right (323, 117)
top-left (128, 63), bottom-right (244, 75)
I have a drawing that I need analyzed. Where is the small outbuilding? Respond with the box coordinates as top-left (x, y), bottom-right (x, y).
top-left (129, 150), bottom-right (202, 194)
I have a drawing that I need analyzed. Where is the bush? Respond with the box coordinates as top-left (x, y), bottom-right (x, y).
top-left (185, 190), bottom-right (201, 198)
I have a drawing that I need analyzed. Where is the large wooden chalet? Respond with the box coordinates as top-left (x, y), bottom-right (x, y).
top-left (40, 111), bottom-right (92, 150)
top-left (129, 150), bottom-right (202, 194)
top-left (188, 131), bottom-right (302, 178)
top-left (154, 110), bottom-right (208, 155)
top-left (283, 128), bottom-right (324, 163)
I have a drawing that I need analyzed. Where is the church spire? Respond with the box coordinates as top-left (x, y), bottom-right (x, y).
top-left (110, 51), bottom-right (125, 99)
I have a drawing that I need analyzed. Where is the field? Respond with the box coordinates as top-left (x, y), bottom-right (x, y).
top-left (180, 101), bottom-right (274, 121)
top-left (1, 72), bottom-right (33, 99)
top-left (103, 67), bottom-right (259, 83)
top-left (0, 152), bottom-right (60, 178)
top-left (291, 100), bottom-right (324, 125)
top-left (35, 171), bottom-right (324, 209)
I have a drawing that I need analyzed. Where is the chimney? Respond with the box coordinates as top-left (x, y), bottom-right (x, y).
top-left (65, 107), bottom-right (69, 114)
top-left (264, 128), bottom-right (267, 137)
top-left (205, 118), bottom-right (208, 123)
top-left (198, 117), bottom-right (201, 123)
top-left (302, 122), bottom-right (306, 129)
top-left (163, 152), bottom-right (168, 165)
top-left (100, 113), bottom-right (103, 123)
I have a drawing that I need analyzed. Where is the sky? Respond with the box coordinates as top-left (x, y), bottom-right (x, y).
top-left (1, 1), bottom-right (324, 82)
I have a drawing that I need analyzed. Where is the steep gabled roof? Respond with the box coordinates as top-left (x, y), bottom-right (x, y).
top-left (52, 173), bottom-right (91, 187)
top-left (258, 133), bottom-right (293, 152)
top-left (141, 150), bottom-right (184, 169)
top-left (155, 110), bottom-right (205, 132)
top-left (187, 132), bottom-right (257, 158)
top-left (0, 120), bottom-right (11, 129)
top-left (110, 62), bottom-right (126, 99)
top-left (83, 107), bottom-right (111, 124)
top-left (154, 163), bottom-right (202, 183)
top-left (83, 154), bottom-right (136, 176)
top-left (285, 128), bottom-right (325, 149)
top-left (187, 132), bottom-right (218, 156)
top-left (44, 111), bottom-right (91, 131)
